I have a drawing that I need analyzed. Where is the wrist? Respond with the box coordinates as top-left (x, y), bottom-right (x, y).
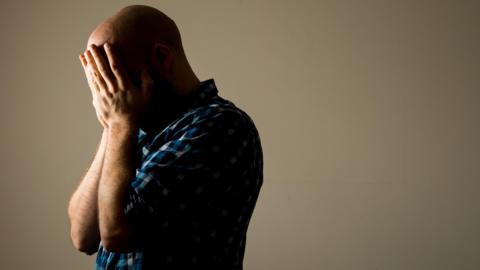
top-left (107, 121), bottom-right (139, 136)
top-left (108, 120), bottom-right (139, 134)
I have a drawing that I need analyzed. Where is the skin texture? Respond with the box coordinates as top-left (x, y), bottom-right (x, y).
top-left (68, 5), bottom-right (201, 254)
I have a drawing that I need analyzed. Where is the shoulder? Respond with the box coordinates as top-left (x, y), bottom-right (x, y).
top-left (167, 99), bottom-right (259, 139)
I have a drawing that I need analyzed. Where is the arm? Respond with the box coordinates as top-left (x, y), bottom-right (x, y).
top-left (67, 128), bottom-right (107, 255)
top-left (81, 43), bottom-right (152, 252)
top-left (97, 123), bottom-right (140, 252)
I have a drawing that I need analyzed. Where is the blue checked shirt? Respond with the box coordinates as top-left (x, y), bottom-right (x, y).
top-left (94, 79), bottom-right (263, 270)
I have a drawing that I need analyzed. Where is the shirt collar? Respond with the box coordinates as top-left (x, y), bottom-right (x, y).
top-left (184, 78), bottom-right (219, 111)
top-left (138, 78), bottom-right (218, 139)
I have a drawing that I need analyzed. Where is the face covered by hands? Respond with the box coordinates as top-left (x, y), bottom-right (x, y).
top-left (79, 43), bottom-right (154, 129)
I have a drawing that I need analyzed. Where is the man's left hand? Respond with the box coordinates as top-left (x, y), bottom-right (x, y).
top-left (83, 43), bottom-right (153, 128)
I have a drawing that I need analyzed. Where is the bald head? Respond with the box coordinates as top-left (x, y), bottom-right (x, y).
top-left (86, 5), bottom-right (190, 85)
top-left (91, 6), bottom-right (183, 51)
top-left (84, 5), bottom-right (200, 132)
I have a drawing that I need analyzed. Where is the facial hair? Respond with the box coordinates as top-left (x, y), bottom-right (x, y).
top-left (139, 74), bottom-right (191, 135)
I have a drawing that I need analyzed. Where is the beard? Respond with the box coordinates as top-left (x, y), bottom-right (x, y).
top-left (138, 75), bottom-right (190, 135)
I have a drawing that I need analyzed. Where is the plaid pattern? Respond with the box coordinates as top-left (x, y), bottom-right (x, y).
top-left (95, 79), bottom-right (263, 270)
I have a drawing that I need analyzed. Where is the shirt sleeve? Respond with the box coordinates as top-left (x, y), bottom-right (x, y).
top-left (123, 108), bottom-right (251, 226)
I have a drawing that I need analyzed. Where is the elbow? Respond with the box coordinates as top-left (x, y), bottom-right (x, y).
top-left (70, 228), bottom-right (99, 255)
top-left (101, 230), bottom-right (138, 253)
top-left (78, 245), bottom-right (97, 256)
top-left (101, 236), bottom-right (135, 253)
top-left (100, 237), bottom-right (123, 253)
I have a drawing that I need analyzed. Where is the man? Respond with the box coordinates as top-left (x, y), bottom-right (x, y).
top-left (67, 5), bottom-right (263, 270)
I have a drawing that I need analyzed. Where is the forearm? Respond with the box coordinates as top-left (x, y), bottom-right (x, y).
top-left (68, 128), bottom-right (108, 254)
top-left (98, 123), bottom-right (139, 252)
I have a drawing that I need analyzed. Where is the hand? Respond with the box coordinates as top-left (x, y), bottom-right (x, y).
top-left (79, 48), bottom-right (109, 128)
top-left (79, 43), bottom-right (154, 128)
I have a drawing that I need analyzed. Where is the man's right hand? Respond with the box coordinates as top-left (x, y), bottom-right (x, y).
top-left (79, 51), bottom-right (109, 129)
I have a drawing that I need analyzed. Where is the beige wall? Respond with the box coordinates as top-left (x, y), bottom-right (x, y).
top-left (1, 0), bottom-right (479, 269)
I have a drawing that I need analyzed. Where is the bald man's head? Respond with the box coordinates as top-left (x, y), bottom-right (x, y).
top-left (86, 5), bottom-right (188, 86)
top-left (109, 5), bottom-right (183, 51)
top-left (84, 5), bottom-right (200, 133)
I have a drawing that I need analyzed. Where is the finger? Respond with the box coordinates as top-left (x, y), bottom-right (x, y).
top-left (85, 49), bottom-right (111, 97)
top-left (91, 68), bottom-right (112, 99)
top-left (80, 52), bottom-right (100, 95)
top-left (79, 53), bottom-right (91, 82)
top-left (85, 49), bottom-right (107, 90)
top-left (79, 53), bottom-right (87, 68)
top-left (103, 43), bottom-right (130, 90)
top-left (83, 52), bottom-right (109, 123)
top-left (89, 74), bottom-right (110, 104)
top-left (91, 79), bottom-right (105, 99)
top-left (89, 44), bottom-right (115, 92)
top-left (94, 81), bottom-right (113, 104)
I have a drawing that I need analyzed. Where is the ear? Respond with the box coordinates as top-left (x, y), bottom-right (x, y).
top-left (150, 43), bottom-right (174, 80)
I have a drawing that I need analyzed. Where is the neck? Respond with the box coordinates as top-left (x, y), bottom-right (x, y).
top-left (175, 72), bottom-right (201, 97)
top-left (139, 73), bottom-right (202, 136)
top-left (173, 58), bottom-right (201, 96)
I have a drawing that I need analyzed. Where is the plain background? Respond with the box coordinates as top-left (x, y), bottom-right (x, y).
top-left (1, 0), bottom-right (479, 269)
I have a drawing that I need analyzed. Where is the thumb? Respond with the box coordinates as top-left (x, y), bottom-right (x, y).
top-left (141, 70), bottom-right (154, 92)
